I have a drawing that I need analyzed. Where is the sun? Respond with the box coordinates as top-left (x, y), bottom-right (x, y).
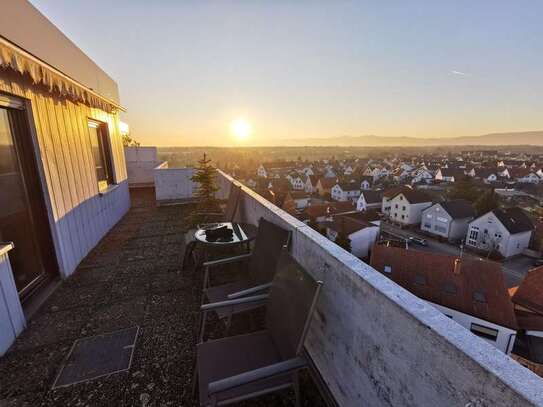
top-left (230, 118), bottom-right (252, 141)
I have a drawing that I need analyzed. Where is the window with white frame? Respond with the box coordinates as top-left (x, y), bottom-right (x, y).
top-left (468, 227), bottom-right (479, 246)
top-left (88, 120), bottom-right (114, 192)
top-left (470, 323), bottom-right (498, 341)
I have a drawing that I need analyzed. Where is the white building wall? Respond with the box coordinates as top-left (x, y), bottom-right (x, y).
top-left (389, 193), bottom-right (431, 225)
top-left (154, 165), bottom-right (195, 201)
top-left (430, 302), bottom-right (516, 354)
top-left (421, 204), bottom-right (451, 238)
top-left (466, 212), bottom-right (532, 258)
top-left (408, 201), bottom-right (432, 225)
top-left (504, 231), bottom-right (532, 258)
top-left (124, 146), bottom-right (161, 186)
top-left (349, 227), bottom-right (379, 258)
top-left (449, 218), bottom-right (473, 241)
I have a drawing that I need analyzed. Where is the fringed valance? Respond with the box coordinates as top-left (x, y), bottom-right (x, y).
top-left (0, 38), bottom-right (124, 113)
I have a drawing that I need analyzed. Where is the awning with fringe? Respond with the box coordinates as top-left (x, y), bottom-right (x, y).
top-left (0, 37), bottom-right (124, 113)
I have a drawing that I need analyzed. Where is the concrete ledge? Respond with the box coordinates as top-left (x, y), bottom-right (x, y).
top-left (216, 169), bottom-right (543, 407)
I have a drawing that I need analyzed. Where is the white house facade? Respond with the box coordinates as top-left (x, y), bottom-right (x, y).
top-left (466, 208), bottom-right (533, 258)
top-left (430, 302), bottom-right (516, 354)
top-left (331, 183), bottom-right (361, 203)
top-left (420, 200), bottom-right (475, 241)
top-left (356, 191), bottom-right (383, 212)
top-left (388, 191), bottom-right (432, 225)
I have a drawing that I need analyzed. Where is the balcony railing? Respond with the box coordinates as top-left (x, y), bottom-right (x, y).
top-left (213, 169), bottom-right (543, 407)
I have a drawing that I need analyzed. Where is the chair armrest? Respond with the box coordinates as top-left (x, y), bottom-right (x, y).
top-left (208, 357), bottom-right (307, 395)
top-left (203, 253), bottom-right (252, 268)
top-left (227, 283), bottom-right (272, 299)
top-left (201, 294), bottom-right (269, 311)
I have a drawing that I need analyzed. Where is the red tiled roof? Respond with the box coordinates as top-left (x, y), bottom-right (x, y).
top-left (318, 177), bottom-right (338, 188)
top-left (512, 266), bottom-right (543, 315)
top-left (370, 245), bottom-right (517, 329)
top-left (383, 186), bottom-right (409, 198)
top-left (327, 216), bottom-right (372, 236)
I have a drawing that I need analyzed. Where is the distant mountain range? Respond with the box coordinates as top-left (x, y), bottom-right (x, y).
top-left (284, 131), bottom-right (543, 147)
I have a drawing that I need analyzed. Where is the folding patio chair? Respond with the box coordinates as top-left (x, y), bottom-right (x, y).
top-left (198, 218), bottom-right (291, 341)
top-left (195, 249), bottom-right (323, 407)
top-left (183, 184), bottom-right (243, 270)
top-left (197, 183), bottom-right (242, 229)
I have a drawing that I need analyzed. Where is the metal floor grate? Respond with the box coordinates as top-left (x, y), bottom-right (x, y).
top-left (52, 326), bottom-right (139, 388)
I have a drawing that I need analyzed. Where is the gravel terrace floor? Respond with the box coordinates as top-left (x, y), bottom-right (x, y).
top-left (0, 188), bottom-right (325, 407)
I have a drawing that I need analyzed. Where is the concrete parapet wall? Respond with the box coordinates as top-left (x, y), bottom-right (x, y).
top-left (154, 166), bottom-right (195, 201)
top-left (215, 169), bottom-right (543, 407)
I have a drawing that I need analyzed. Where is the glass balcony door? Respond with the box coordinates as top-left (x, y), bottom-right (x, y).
top-left (0, 106), bottom-right (51, 297)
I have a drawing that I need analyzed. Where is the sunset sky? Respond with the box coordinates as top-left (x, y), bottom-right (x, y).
top-left (30, 1), bottom-right (543, 147)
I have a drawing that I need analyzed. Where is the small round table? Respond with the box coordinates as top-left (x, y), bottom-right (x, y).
top-left (194, 222), bottom-right (258, 246)
top-left (183, 223), bottom-right (258, 271)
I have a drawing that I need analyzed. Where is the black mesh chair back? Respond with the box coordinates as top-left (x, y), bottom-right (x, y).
top-left (224, 184), bottom-right (242, 222)
top-left (266, 249), bottom-right (322, 360)
top-left (247, 218), bottom-right (291, 286)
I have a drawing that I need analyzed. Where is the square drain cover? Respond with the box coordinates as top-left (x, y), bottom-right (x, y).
top-left (53, 326), bottom-right (139, 388)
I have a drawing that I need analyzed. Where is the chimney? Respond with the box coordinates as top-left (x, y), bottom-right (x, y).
top-left (453, 258), bottom-right (461, 275)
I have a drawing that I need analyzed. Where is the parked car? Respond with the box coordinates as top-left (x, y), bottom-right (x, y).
top-left (408, 236), bottom-right (428, 246)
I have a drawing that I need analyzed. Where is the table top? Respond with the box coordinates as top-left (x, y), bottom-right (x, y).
top-left (194, 222), bottom-right (258, 245)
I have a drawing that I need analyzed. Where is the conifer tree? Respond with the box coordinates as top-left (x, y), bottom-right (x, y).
top-left (191, 154), bottom-right (220, 224)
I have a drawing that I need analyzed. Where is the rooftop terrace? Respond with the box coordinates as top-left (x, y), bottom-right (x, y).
top-left (2, 172), bottom-right (543, 407)
top-left (0, 188), bottom-right (323, 406)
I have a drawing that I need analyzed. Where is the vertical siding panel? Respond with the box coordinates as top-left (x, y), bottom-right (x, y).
top-left (27, 92), bottom-right (58, 221)
top-left (0, 76), bottom-right (130, 277)
top-left (60, 100), bottom-right (90, 257)
top-left (67, 101), bottom-right (97, 251)
top-left (43, 97), bottom-right (78, 271)
top-left (52, 99), bottom-right (85, 267)
top-left (32, 92), bottom-right (71, 274)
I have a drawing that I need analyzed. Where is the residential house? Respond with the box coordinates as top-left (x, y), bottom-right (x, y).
top-left (466, 207), bottom-right (534, 258)
top-left (283, 191), bottom-right (311, 211)
top-left (331, 182), bottom-right (361, 203)
top-left (359, 176), bottom-right (373, 190)
top-left (304, 175), bottom-right (318, 194)
top-left (257, 164), bottom-right (267, 178)
top-left (357, 190), bottom-right (383, 212)
top-left (435, 168), bottom-right (465, 183)
top-left (421, 200), bottom-right (476, 242)
top-left (316, 177), bottom-right (338, 197)
top-left (509, 168), bottom-right (541, 184)
top-left (411, 168), bottom-right (434, 184)
top-left (370, 246), bottom-right (518, 354)
top-left (326, 215), bottom-right (379, 258)
top-left (289, 174), bottom-right (305, 190)
top-left (388, 189), bottom-right (432, 225)
top-left (0, 3), bottom-right (130, 352)
top-left (381, 186), bottom-right (409, 217)
top-left (474, 168), bottom-right (500, 183)
top-left (510, 266), bottom-right (543, 363)
top-left (267, 178), bottom-right (292, 193)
